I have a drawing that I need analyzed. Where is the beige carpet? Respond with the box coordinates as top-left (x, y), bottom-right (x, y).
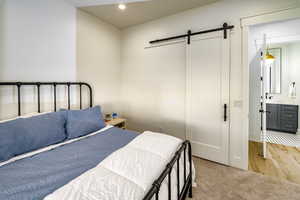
top-left (189, 157), bottom-right (300, 200)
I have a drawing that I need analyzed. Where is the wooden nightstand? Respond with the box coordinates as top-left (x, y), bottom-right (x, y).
top-left (106, 118), bottom-right (127, 129)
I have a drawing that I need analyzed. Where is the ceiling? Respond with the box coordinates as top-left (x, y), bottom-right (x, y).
top-left (80, 0), bottom-right (219, 29)
top-left (68, 0), bottom-right (151, 7)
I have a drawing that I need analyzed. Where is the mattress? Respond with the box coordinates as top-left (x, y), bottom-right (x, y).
top-left (45, 131), bottom-right (195, 200)
top-left (0, 127), bottom-right (138, 200)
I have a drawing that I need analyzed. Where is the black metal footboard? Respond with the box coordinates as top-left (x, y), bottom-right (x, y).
top-left (143, 140), bottom-right (192, 200)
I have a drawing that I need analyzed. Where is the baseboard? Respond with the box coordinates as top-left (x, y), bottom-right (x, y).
top-left (230, 156), bottom-right (248, 170)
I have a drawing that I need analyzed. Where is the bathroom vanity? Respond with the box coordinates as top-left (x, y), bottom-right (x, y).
top-left (266, 104), bottom-right (299, 134)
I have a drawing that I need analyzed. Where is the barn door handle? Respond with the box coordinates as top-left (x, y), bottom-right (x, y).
top-left (224, 104), bottom-right (227, 122)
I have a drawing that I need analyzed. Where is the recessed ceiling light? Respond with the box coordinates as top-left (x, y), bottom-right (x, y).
top-left (118, 3), bottom-right (126, 10)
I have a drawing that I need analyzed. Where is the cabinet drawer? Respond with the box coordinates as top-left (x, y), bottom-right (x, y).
top-left (280, 113), bottom-right (297, 120)
top-left (280, 105), bottom-right (298, 113)
top-left (281, 122), bottom-right (297, 129)
top-left (281, 127), bottom-right (298, 133)
top-left (280, 117), bottom-right (297, 124)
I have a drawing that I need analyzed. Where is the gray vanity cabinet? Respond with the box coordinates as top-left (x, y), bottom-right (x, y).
top-left (266, 104), bottom-right (298, 134)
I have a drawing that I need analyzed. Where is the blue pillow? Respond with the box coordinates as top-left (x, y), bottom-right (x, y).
top-left (0, 111), bottom-right (67, 162)
top-left (65, 106), bottom-right (106, 139)
top-left (0, 118), bottom-right (24, 162)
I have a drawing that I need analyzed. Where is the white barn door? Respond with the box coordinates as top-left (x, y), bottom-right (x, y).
top-left (186, 32), bottom-right (230, 165)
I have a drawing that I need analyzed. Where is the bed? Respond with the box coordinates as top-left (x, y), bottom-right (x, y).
top-left (0, 82), bottom-right (194, 200)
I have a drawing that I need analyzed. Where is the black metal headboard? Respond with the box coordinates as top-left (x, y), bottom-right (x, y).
top-left (0, 82), bottom-right (93, 116)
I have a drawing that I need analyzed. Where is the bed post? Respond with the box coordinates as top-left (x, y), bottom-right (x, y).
top-left (188, 141), bottom-right (193, 198)
top-left (17, 83), bottom-right (21, 116)
top-left (142, 140), bottom-right (192, 200)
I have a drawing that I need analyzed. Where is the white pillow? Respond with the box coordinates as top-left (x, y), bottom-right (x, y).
top-left (20, 111), bottom-right (52, 118)
top-left (0, 111), bottom-right (53, 123)
top-left (0, 117), bottom-right (20, 123)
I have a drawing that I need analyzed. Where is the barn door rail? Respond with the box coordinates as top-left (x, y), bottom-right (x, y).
top-left (0, 82), bottom-right (93, 116)
top-left (149, 23), bottom-right (234, 45)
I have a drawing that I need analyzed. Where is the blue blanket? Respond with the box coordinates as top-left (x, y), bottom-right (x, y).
top-left (0, 127), bottom-right (138, 200)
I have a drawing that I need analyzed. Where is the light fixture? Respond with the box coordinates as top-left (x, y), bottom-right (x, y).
top-left (118, 3), bottom-right (126, 10)
top-left (265, 49), bottom-right (275, 65)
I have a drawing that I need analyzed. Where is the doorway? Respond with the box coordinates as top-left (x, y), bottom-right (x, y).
top-left (247, 18), bottom-right (300, 184)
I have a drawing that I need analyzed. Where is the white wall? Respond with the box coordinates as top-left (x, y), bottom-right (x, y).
top-left (271, 42), bottom-right (300, 105)
top-left (249, 18), bottom-right (300, 141)
top-left (0, 0), bottom-right (4, 79)
top-left (0, 1), bottom-right (122, 119)
top-left (1, 0), bottom-right (76, 82)
top-left (0, 0), bottom-right (76, 119)
top-left (77, 10), bottom-right (121, 115)
top-left (120, 0), bottom-right (300, 169)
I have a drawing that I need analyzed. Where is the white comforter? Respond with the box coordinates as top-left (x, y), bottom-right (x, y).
top-left (45, 131), bottom-right (195, 200)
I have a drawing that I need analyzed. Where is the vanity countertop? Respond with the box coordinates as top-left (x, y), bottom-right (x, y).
top-left (266, 100), bottom-right (298, 106)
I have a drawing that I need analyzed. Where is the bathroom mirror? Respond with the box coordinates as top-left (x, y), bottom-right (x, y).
top-left (267, 48), bottom-right (282, 94)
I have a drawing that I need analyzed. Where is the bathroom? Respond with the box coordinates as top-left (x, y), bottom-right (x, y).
top-left (248, 18), bottom-right (300, 184)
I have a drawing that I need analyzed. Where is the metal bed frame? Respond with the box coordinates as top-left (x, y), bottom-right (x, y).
top-left (0, 82), bottom-right (93, 115)
top-left (0, 81), bottom-right (192, 200)
top-left (143, 140), bottom-right (193, 200)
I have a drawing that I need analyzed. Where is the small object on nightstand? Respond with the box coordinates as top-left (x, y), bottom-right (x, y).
top-left (105, 114), bottom-right (112, 122)
top-left (112, 112), bottom-right (118, 119)
top-left (106, 118), bottom-right (126, 130)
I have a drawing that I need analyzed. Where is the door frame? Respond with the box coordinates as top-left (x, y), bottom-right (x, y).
top-left (185, 31), bottom-right (230, 165)
top-left (241, 7), bottom-right (300, 169)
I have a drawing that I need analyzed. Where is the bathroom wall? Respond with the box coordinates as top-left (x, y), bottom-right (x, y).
top-left (267, 42), bottom-right (300, 104)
